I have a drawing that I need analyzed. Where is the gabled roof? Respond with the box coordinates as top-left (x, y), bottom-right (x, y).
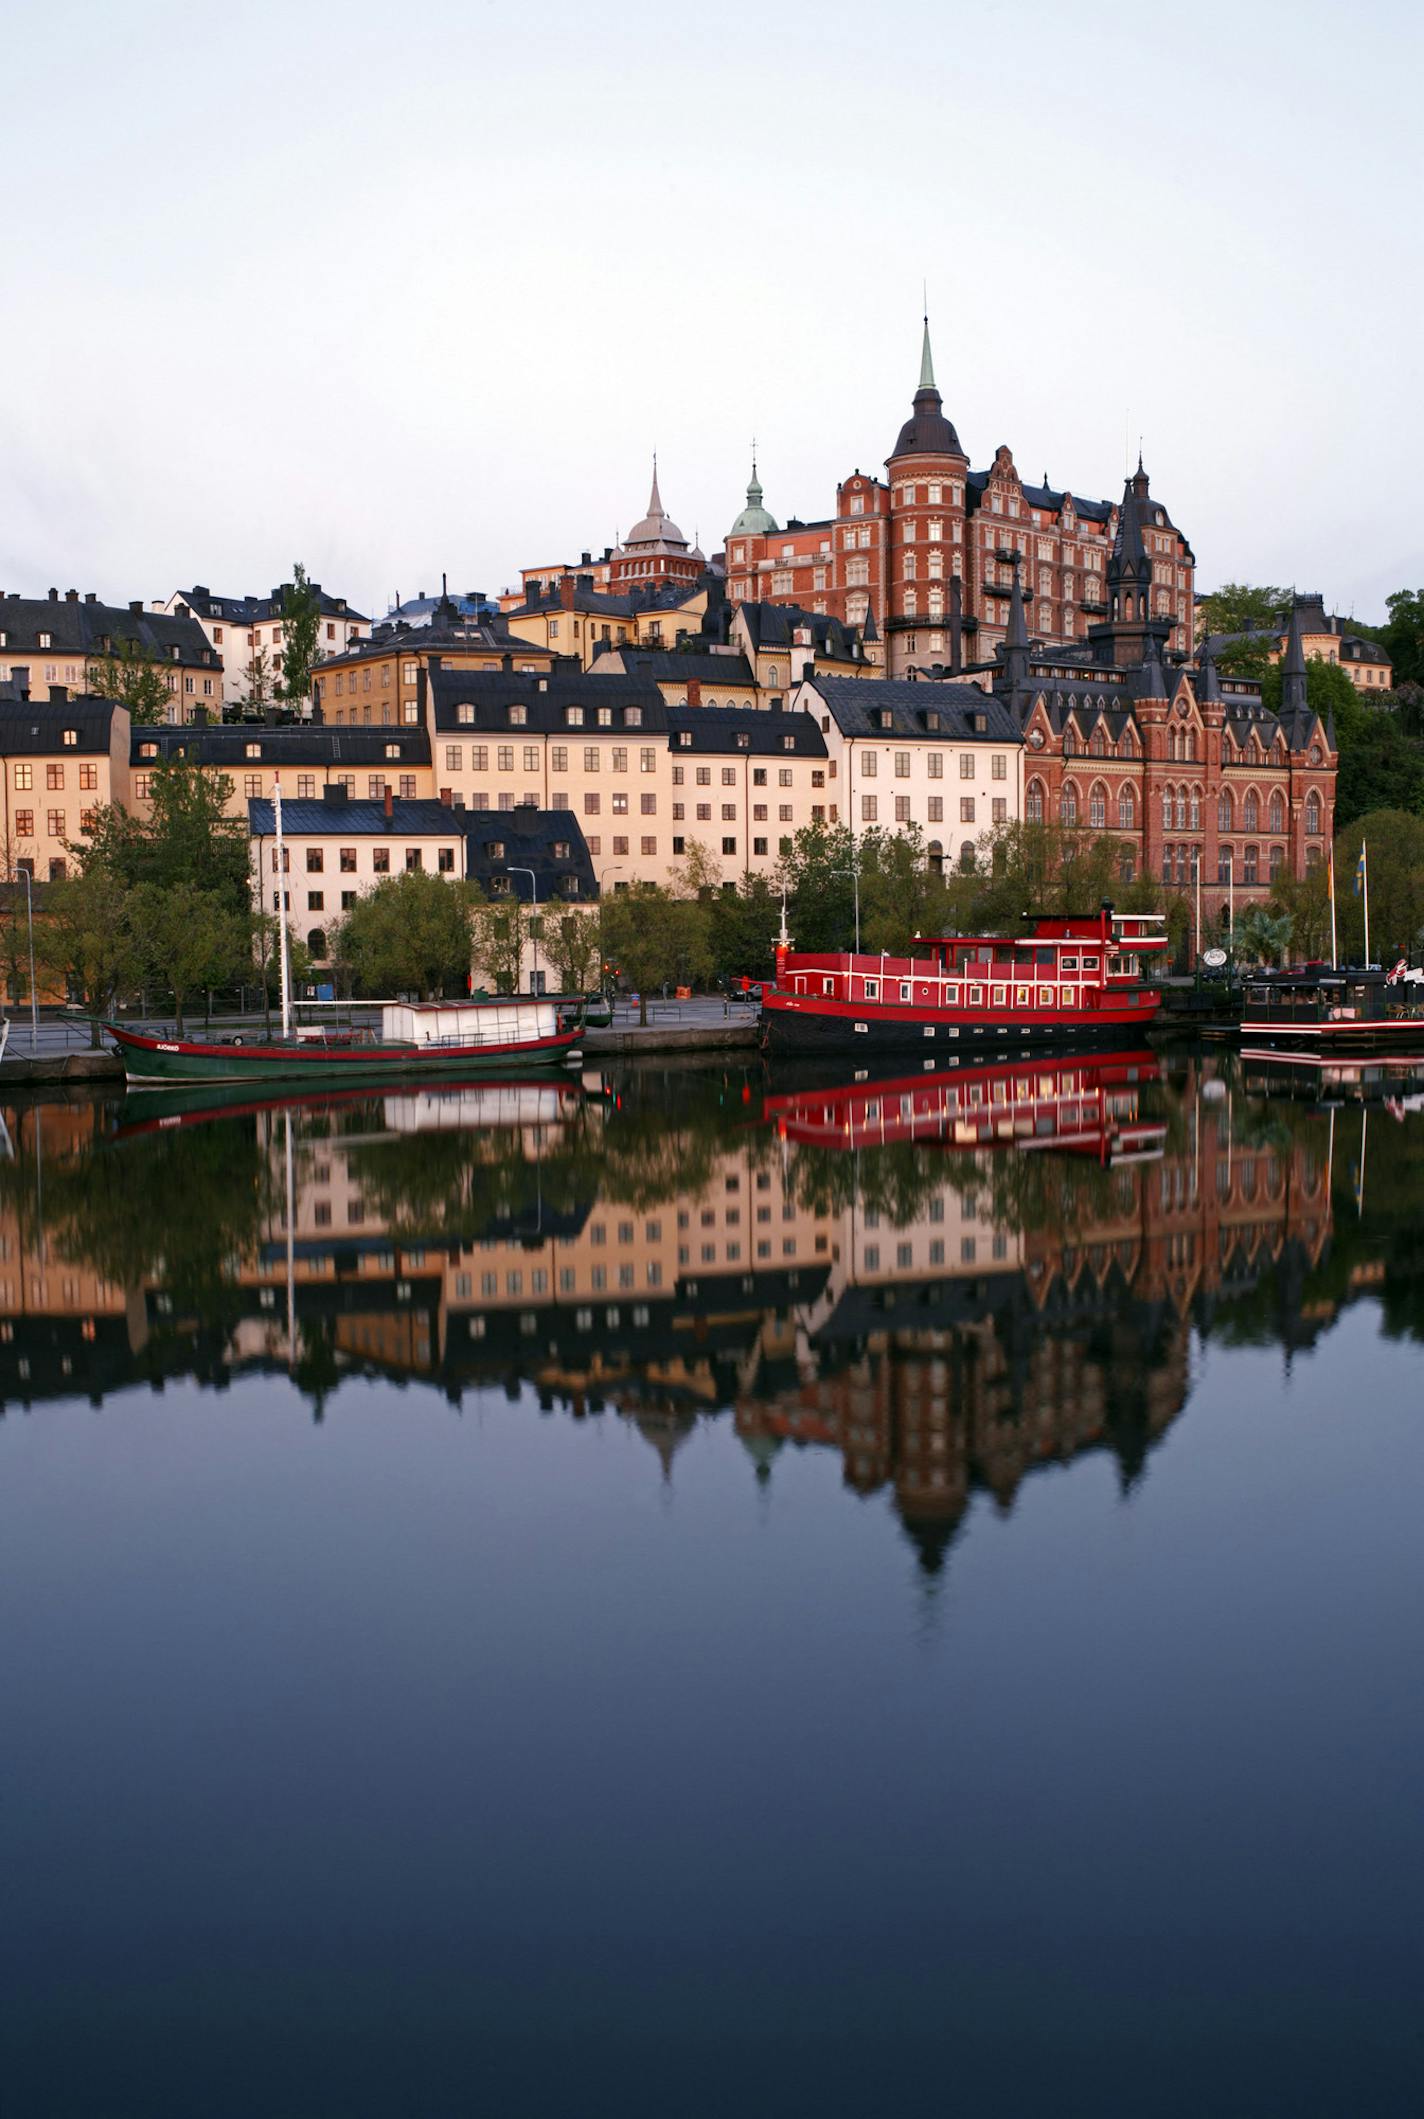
top-left (428, 667), bottom-right (668, 733)
top-left (802, 676), bottom-right (1019, 743)
top-left (0, 595), bottom-right (217, 665)
top-left (735, 601), bottom-right (871, 661)
top-left (0, 699), bottom-right (121, 753)
top-left (463, 808), bottom-right (599, 898)
top-left (176, 583), bottom-right (369, 625)
top-left (607, 650), bottom-right (757, 689)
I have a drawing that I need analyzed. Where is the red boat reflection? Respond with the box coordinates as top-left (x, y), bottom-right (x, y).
top-left (765, 1048), bottom-right (1165, 1163)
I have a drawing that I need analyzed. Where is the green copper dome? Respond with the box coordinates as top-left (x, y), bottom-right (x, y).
top-left (731, 458), bottom-right (779, 537)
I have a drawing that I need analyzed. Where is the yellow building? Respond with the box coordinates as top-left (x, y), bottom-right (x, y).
top-left (0, 694), bottom-right (131, 879)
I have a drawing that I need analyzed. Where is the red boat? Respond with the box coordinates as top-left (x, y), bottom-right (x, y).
top-left (765, 1049), bottom-right (1166, 1164)
top-left (760, 904), bottom-right (1169, 1058)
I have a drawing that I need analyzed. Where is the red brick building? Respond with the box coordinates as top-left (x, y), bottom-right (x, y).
top-left (724, 325), bottom-right (1195, 677)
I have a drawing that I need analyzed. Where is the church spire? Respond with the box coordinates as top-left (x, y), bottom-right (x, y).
top-left (646, 453), bottom-right (663, 523)
top-left (1281, 596), bottom-right (1309, 717)
top-left (919, 313), bottom-right (936, 393)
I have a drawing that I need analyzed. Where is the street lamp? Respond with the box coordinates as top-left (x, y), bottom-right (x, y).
top-left (18, 865), bottom-right (38, 1052)
top-left (506, 867), bottom-right (540, 993)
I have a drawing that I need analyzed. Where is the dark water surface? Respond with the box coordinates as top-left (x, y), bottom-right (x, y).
top-left (1, 1052), bottom-right (1421, 2116)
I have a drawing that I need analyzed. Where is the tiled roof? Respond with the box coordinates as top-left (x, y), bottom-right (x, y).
top-left (966, 470), bottom-right (1113, 524)
top-left (0, 595), bottom-right (217, 665)
top-left (802, 676), bottom-right (1019, 743)
top-left (247, 797), bottom-right (459, 837)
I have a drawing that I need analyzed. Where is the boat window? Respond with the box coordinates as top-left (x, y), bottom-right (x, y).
top-left (1015, 985), bottom-right (1031, 1006)
top-left (900, 982), bottom-right (911, 1002)
top-left (864, 980), bottom-right (879, 999)
top-left (991, 985), bottom-right (1007, 1006)
top-left (1035, 947), bottom-right (1055, 966)
top-left (1062, 987), bottom-right (1077, 1006)
top-left (1038, 987), bottom-right (1054, 1006)
top-left (1082, 956), bottom-right (1100, 970)
top-left (822, 978), bottom-right (835, 995)
top-left (1061, 956), bottom-right (1078, 971)
top-left (969, 985), bottom-right (984, 1006)
top-left (945, 985), bottom-right (960, 1004)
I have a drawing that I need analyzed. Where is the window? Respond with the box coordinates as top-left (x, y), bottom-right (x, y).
top-left (894, 796), bottom-right (910, 823)
top-left (508, 704), bottom-right (527, 726)
top-left (641, 747), bottom-right (656, 773)
top-left (1118, 787), bottom-right (1135, 830)
top-left (1217, 790), bottom-right (1233, 833)
top-left (861, 794), bottom-right (877, 821)
top-left (14, 809), bottom-right (33, 836)
top-left (438, 847), bottom-right (455, 872)
top-left (133, 772), bottom-right (151, 799)
top-left (245, 773), bottom-right (262, 797)
top-left (894, 751), bottom-right (911, 779)
top-left (722, 836), bottom-right (737, 855)
top-left (340, 847), bottom-right (357, 872)
top-left (1305, 791), bottom-right (1322, 834)
top-left (297, 775), bottom-right (315, 799)
top-left (498, 746), bottom-right (514, 772)
top-left (1089, 785), bottom-right (1106, 828)
top-left (445, 745), bottom-right (463, 770)
top-left (613, 792), bottom-right (629, 815)
top-left (641, 792), bottom-right (655, 814)
top-left (306, 848), bottom-right (324, 872)
top-left (399, 775), bottom-right (416, 799)
top-left (13, 764), bottom-right (32, 791)
top-left (721, 803), bottom-right (736, 821)
top-left (1060, 785), bottom-right (1078, 826)
top-left (46, 763), bottom-right (65, 789)
top-left (642, 836), bottom-right (657, 856)
top-left (959, 752), bottom-right (976, 780)
top-left (1269, 791), bottom-right (1285, 832)
top-left (46, 809), bottom-right (64, 837)
top-left (307, 890), bottom-right (324, 911)
top-left (862, 751), bottom-right (877, 777)
top-left (404, 848), bottom-right (423, 871)
top-left (372, 847), bottom-right (390, 873)
top-left (960, 796), bottom-right (975, 823)
top-left (612, 748), bottom-right (628, 773)
top-left (584, 747), bottom-right (599, 773)
top-left (992, 754), bottom-right (1006, 780)
top-left (585, 792), bottom-right (600, 814)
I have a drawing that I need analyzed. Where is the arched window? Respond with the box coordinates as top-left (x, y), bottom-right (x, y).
top-left (307, 927), bottom-right (327, 960)
top-left (904, 590), bottom-right (918, 617)
top-left (1089, 782), bottom-right (1107, 828)
top-left (1162, 788), bottom-right (1173, 830)
top-left (1118, 786), bottom-right (1136, 830)
top-left (1305, 790), bottom-right (1322, 834)
top-left (1268, 790), bottom-right (1285, 832)
top-left (1190, 787), bottom-right (1201, 831)
top-left (1091, 729), bottom-right (1105, 757)
top-left (1063, 728), bottom-right (1077, 756)
top-left (1061, 783), bottom-right (1079, 826)
top-left (1218, 789), bottom-right (1233, 833)
top-left (1243, 790), bottom-right (1259, 831)
top-left (1217, 849), bottom-right (1232, 884)
top-left (927, 840), bottom-right (944, 875)
top-left (1175, 787), bottom-right (1187, 830)
top-left (1175, 846), bottom-right (1188, 886)
top-left (1118, 850), bottom-right (1135, 884)
top-left (1269, 843), bottom-right (1284, 879)
top-left (959, 840), bottom-right (976, 873)
top-left (1026, 780), bottom-right (1045, 823)
top-left (1243, 845), bottom-right (1259, 885)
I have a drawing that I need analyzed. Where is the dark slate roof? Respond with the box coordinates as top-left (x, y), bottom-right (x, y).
top-left (890, 385), bottom-right (964, 462)
top-left (247, 797), bottom-right (459, 837)
top-left (133, 725), bottom-right (431, 767)
top-left (0, 699), bottom-right (120, 752)
top-left (176, 583), bottom-right (369, 624)
top-left (607, 650), bottom-right (758, 688)
top-left (664, 706), bottom-right (827, 757)
top-left (428, 667), bottom-right (668, 733)
top-left (0, 594), bottom-right (218, 665)
top-left (462, 808), bottom-right (599, 899)
top-left (735, 601), bottom-right (872, 660)
top-left (966, 471), bottom-right (1113, 525)
top-left (321, 617), bottom-right (545, 667)
top-left (803, 677), bottom-right (1019, 743)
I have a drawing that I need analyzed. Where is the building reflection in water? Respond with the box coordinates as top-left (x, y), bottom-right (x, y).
top-left (0, 1050), bottom-right (1356, 1570)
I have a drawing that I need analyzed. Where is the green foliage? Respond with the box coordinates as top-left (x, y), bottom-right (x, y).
top-left (332, 870), bottom-right (473, 997)
top-left (772, 820), bottom-right (858, 951)
top-left (1231, 904), bottom-right (1294, 967)
top-left (1260, 652), bottom-right (1364, 742)
top-left (79, 758), bottom-right (249, 910)
top-left (130, 880), bottom-right (250, 1031)
top-left (1197, 583), bottom-right (1288, 678)
top-left (472, 892), bottom-right (528, 994)
top-left (600, 883), bottom-right (714, 1023)
top-left (277, 563), bottom-right (322, 706)
top-left (87, 637), bottom-right (173, 724)
top-left (1331, 809), bottom-right (1424, 963)
top-left (1268, 864), bottom-right (1331, 961)
top-left (41, 866), bottom-right (141, 1040)
top-left (542, 904), bottom-right (602, 994)
top-left (1333, 711), bottom-right (1424, 828)
top-left (706, 875), bottom-right (782, 983)
top-left (1383, 588), bottom-right (1424, 688)
top-left (241, 645), bottom-right (275, 709)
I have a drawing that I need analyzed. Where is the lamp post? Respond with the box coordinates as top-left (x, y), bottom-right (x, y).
top-left (19, 865), bottom-right (38, 1052)
top-left (506, 867), bottom-right (540, 993)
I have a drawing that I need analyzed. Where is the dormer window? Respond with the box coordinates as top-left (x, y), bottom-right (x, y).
top-left (625, 707), bottom-right (642, 727)
top-left (782, 734), bottom-right (795, 751)
top-left (140, 741), bottom-right (158, 759)
top-left (38, 632), bottom-right (51, 649)
top-left (488, 841), bottom-right (505, 860)
top-left (63, 728), bottom-right (78, 747)
top-left (675, 730), bottom-right (692, 749)
top-left (508, 704), bottom-right (527, 726)
top-left (245, 742), bottom-right (261, 759)
top-left (385, 744), bottom-right (401, 759)
top-left (875, 709), bottom-right (893, 730)
top-left (565, 706), bottom-right (584, 726)
top-left (171, 645), bottom-right (181, 660)
top-left (736, 731), bottom-right (751, 749)
top-left (973, 713), bottom-right (987, 733)
top-left (553, 840), bottom-right (570, 860)
top-left (597, 707), bottom-right (612, 726)
top-left (924, 710), bottom-right (941, 730)
top-left (458, 703), bottom-right (474, 725)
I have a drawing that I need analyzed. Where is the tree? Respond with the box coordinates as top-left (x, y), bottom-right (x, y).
top-left (707, 876), bottom-right (783, 984)
top-left (774, 819), bottom-right (858, 952)
top-left (1260, 653), bottom-right (1366, 747)
top-left (1196, 584), bottom-right (1289, 679)
top-left (87, 638), bottom-right (173, 725)
top-left (1231, 904), bottom-right (1294, 968)
top-left (277, 563), bottom-right (322, 707)
top-left (42, 866), bottom-right (141, 1043)
top-left (1382, 589), bottom-right (1424, 689)
top-left (80, 759), bottom-right (249, 910)
top-left (600, 884), bottom-right (713, 1024)
top-left (1332, 712), bottom-right (1424, 829)
top-left (472, 892), bottom-right (528, 994)
top-left (240, 645), bottom-right (275, 712)
top-left (1269, 865), bottom-right (1331, 962)
top-left (543, 904), bottom-right (602, 994)
top-left (131, 881), bottom-right (249, 1032)
top-left (972, 820), bottom-right (1121, 927)
top-left (1332, 810), bottom-right (1424, 965)
top-left (332, 870), bottom-right (473, 998)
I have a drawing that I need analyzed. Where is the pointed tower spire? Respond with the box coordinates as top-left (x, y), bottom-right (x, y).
top-left (1196, 636), bottom-right (1222, 705)
top-left (919, 313), bottom-right (936, 392)
top-left (646, 452), bottom-right (663, 522)
top-left (1281, 596), bottom-right (1309, 717)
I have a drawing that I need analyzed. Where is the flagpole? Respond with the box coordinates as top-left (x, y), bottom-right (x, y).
top-left (1328, 844), bottom-right (1338, 971)
top-left (273, 773), bottom-right (292, 1041)
top-left (1362, 841), bottom-right (1370, 968)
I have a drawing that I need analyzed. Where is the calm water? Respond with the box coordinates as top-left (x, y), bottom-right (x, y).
top-left (1, 1051), bottom-right (1421, 2116)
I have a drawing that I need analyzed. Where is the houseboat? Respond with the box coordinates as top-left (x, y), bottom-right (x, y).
top-left (1239, 963), bottom-right (1424, 1057)
top-left (759, 905), bottom-right (1168, 1058)
top-left (106, 998), bottom-right (585, 1085)
top-left (765, 1048), bottom-right (1165, 1164)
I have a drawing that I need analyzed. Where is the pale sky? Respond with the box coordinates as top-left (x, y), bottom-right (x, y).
top-left (2, 0), bottom-right (1419, 626)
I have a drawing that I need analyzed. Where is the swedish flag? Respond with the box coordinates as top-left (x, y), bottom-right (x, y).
top-left (1354, 845), bottom-right (1366, 897)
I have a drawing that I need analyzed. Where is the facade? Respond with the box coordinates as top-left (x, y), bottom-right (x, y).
top-left (0, 591), bottom-right (221, 722)
top-left (1200, 591), bottom-right (1393, 692)
top-left (724, 327), bottom-right (1194, 675)
top-left (248, 793), bottom-right (466, 965)
top-left (311, 612), bottom-right (559, 729)
top-left (130, 723), bottom-right (435, 820)
top-left (586, 648), bottom-right (763, 711)
top-left (0, 696), bottom-right (131, 878)
top-left (794, 676), bottom-right (1022, 868)
top-left (160, 584), bottom-right (370, 707)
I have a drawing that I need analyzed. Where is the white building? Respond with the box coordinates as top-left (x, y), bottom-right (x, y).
top-left (161, 584), bottom-right (370, 707)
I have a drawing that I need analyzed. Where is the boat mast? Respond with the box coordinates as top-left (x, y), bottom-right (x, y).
top-left (273, 773), bottom-right (292, 1041)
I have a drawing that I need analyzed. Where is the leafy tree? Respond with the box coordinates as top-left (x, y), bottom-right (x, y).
top-left (131, 881), bottom-right (249, 1032)
top-left (277, 563), bottom-right (322, 706)
top-left (241, 645), bottom-right (275, 711)
top-left (1197, 584), bottom-right (1289, 678)
top-left (1332, 711), bottom-right (1424, 828)
top-left (87, 637), bottom-right (173, 724)
top-left (857, 826), bottom-right (955, 953)
top-left (1383, 680), bottom-right (1424, 741)
top-left (972, 820), bottom-right (1122, 925)
top-left (80, 759), bottom-right (249, 910)
top-left (42, 865), bottom-right (141, 1042)
top-left (472, 892), bottom-right (528, 993)
top-left (1382, 588), bottom-right (1424, 689)
top-left (1231, 904), bottom-right (1294, 968)
top-left (543, 904), bottom-right (602, 993)
top-left (774, 819), bottom-right (858, 952)
top-left (707, 875), bottom-right (783, 984)
top-left (1331, 809), bottom-right (1424, 964)
top-left (600, 884), bottom-right (713, 1023)
top-left (1269, 865), bottom-right (1331, 961)
top-left (332, 870), bottom-right (473, 997)
top-left (1260, 652), bottom-right (1365, 746)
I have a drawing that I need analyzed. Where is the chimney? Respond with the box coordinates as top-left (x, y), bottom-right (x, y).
top-left (85, 591), bottom-right (97, 604)
top-left (65, 588), bottom-right (79, 603)
top-left (384, 787), bottom-right (393, 822)
top-left (129, 600), bottom-right (143, 615)
top-left (560, 576), bottom-right (576, 610)
top-left (49, 684), bottom-right (69, 704)
top-left (439, 786), bottom-right (452, 806)
top-left (686, 679), bottom-right (702, 708)
top-left (48, 587), bottom-right (59, 600)
top-left (322, 782), bottom-right (348, 805)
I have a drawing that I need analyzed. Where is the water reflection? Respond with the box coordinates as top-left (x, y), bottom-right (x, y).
top-left (2, 1047), bottom-right (1407, 1575)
